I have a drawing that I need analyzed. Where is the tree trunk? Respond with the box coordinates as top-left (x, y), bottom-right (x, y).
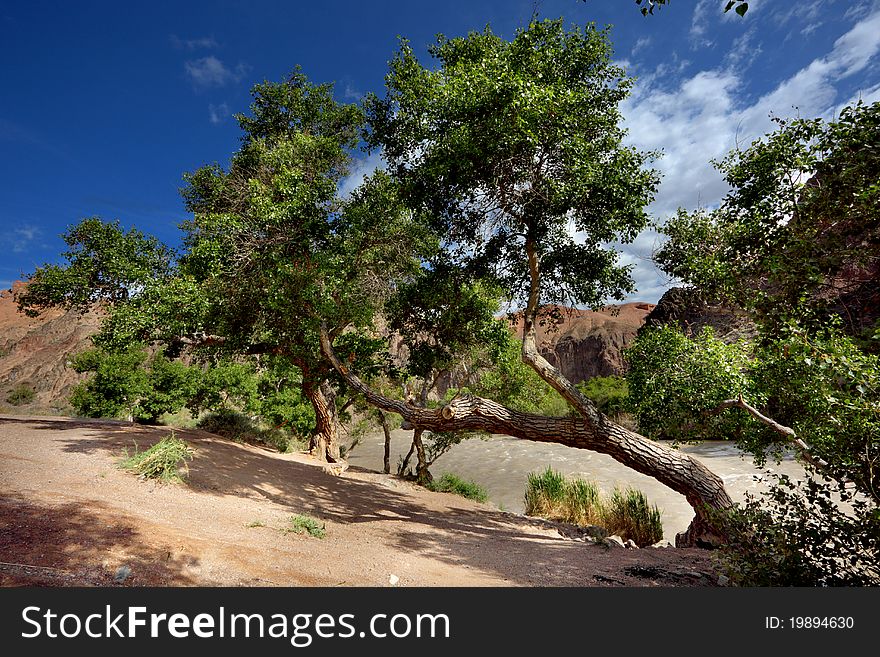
top-left (411, 428), bottom-right (432, 484)
top-left (302, 374), bottom-right (341, 463)
top-left (320, 325), bottom-right (733, 547)
top-left (378, 410), bottom-right (392, 474)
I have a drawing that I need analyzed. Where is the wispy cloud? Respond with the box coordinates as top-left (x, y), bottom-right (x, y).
top-left (338, 151), bottom-right (385, 199)
top-left (208, 102), bottom-right (231, 125)
top-left (12, 225), bottom-right (41, 253)
top-left (184, 56), bottom-right (249, 88)
top-left (690, 0), bottom-right (715, 49)
top-left (170, 35), bottom-right (219, 51)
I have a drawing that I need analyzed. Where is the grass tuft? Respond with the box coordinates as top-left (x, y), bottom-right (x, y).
top-left (120, 432), bottom-right (194, 483)
top-left (284, 514), bottom-right (326, 539)
top-left (524, 467), bottom-right (663, 547)
top-left (425, 473), bottom-right (489, 503)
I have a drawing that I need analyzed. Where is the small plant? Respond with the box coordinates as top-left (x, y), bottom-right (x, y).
top-left (246, 520), bottom-right (266, 528)
top-left (603, 487), bottom-right (664, 547)
top-left (425, 473), bottom-right (489, 503)
top-left (284, 514), bottom-right (326, 539)
top-left (524, 467), bottom-right (663, 547)
top-left (120, 432), bottom-right (194, 483)
top-left (6, 383), bottom-right (36, 406)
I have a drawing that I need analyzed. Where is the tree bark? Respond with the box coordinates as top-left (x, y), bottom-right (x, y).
top-left (320, 325), bottom-right (733, 547)
top-left (411, 428), bottom-right (432, 484)
top-left (378, 410), bottom-right (392, 474)
top-left (302, 373), bottom-right (341, 463)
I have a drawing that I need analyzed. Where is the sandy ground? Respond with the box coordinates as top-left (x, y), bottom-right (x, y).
top-left (0, 415), bottom-right (721, 587)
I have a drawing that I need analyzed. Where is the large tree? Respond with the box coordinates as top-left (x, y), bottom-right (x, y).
top-left (639, 102), bottom-right (880, 582)
top-left (320, 19), bottom-right (734, 546)
top-left (20, 70), bottom-right (431, 462)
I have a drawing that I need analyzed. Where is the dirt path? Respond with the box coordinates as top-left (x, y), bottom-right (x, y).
top-left (0, 415), bottom-right (720, 587)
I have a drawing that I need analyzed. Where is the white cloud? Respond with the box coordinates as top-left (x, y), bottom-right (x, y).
top-left (184, 56), bottom-right (249, 88)
top-left (615, 9), bottom-right (880, 302)
top-left (690, 0), bottom-right (715, 49)
top-left (725, 27), bottom-right (762, 70)
top-left (208, 102), bottom-right (230, 125)
top-left (170, 35), bottom-right (218, 50)
top-left (338, 151), bottom-right (385, 199)
top-left (12, 225), bottom-right (40, 253)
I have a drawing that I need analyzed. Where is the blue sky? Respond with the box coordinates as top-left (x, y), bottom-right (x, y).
top-left (2, 0), bottom-right (879, 302)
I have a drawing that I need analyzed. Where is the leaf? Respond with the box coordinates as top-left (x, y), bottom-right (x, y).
top-left (735, 2), bottom-right (749, 17)
top-left (724, 1), bottom-right (736, 11)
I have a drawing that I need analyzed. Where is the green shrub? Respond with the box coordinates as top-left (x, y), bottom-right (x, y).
top-left (524, 467), bottom-right (663, 547)
top-left (715, 475), bottom-right (880, 586)
top-left (120, 433), bottom-right (194, 483)
top-left (284, 514), bottom-right (326, 539)
top-left (6, 383), bottom-right (36, 406)
top-left (425, 473), bottom-right (489, 503)
top-left (577, 376), bottom-right (629, 416)
top-left (197, 408), bottom-right (300, 453)
top-left (603, 487), bottom-right (664, 547)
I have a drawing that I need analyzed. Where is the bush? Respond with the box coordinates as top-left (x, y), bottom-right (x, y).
top-left (603, 487), bottom-right (665, 548)
top-left (284, 514), bottom-right (326, 539)
top-left (120, 433), bottom-right (194, 483)
top-left (715, 474), bottom-right (880, 586)
top-left (524, 467), bottom-right (663, 547)
top-left (425, 473), bottom-right (489, 503)
top-left (577, 376), bottom-right (629, 416)
top-left (6, 383), bottom-right (36, 406)
top-left (197, 408), bottom-right (300, 453)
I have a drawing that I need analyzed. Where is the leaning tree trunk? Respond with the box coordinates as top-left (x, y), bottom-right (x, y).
top-left (302, 374), bottom-right (341, 463)
top-left (320, 325), bottom-right (733, 547)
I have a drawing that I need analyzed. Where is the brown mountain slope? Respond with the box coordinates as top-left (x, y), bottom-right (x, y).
top-left (0, 282), bottom-right (101, 414)
top-left (509, 303), bottom-right (655, 383)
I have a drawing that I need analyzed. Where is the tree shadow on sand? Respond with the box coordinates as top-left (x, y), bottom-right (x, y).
top-left (4, 416), bottom-right (718, 586)
top-left (0, 494), bottom-right (203, 586)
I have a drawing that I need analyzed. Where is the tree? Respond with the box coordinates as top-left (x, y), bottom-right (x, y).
top-left (16, 217), bottom-right (174, 316)
top-left (656, 101), bottom-right (880, 336)
top-left (20, 71), bottom-right (432, 462)
top-left (320, 19), bottom-right (734, 546)
top-left (643, 102), bottom-right (879, 582)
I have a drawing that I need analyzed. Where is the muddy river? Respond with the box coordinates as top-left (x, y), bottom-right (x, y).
top-left (345, 429), bottom-right (806, 542)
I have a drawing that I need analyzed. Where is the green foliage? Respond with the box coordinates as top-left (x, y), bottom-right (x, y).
top-left (577, 376), bottom-right (629, 416)
top-left (367, 18), bottom-right (658, 311)
top-left (524, 467), bottom-right (602, 527)
top-left (120, 433), bottom-right (194, 483)
top-left (284, 514), bottom-right (326, 539)
top-left (17, 217), bottom-right (174, 317)
top-left (69, 346), bottom-right (203, 423)
top-left (473, 328), bottom-right (569, 416)
top-left (627, 0), bottom-right (749, 17)
top-left (751, 323), bottom-right (880, 501)
top-left (197, 409), bottom-right (300, 453)
top-left (603, 487), bottom-right (665, 548)
top-left (625, 326), bottom-right (763, 445)
top-left (523, 467), bottom-right (663, 546)
top-left (425, 473), bottom-right (489, 503)
top-left (69, 345), bottom-right (150, 420)
top-left (715, 474), bottom-right (880, 586)
top-left (6, 383), bottom-right (36, 406)
top-left (656, 102), bottom-right (880, 332)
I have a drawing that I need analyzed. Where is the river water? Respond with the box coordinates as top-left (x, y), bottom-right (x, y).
top-left (345, 428), bottom-right (806, 542)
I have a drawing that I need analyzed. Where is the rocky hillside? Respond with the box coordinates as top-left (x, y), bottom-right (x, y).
top-left (641, 288), bottom-right (756, 343)
top-left (509, 303), bottom-right (655, 383)
top-left (0, 281), bottom-right (657, 413)
top-left (0, 282), bottom-right (101, 414)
